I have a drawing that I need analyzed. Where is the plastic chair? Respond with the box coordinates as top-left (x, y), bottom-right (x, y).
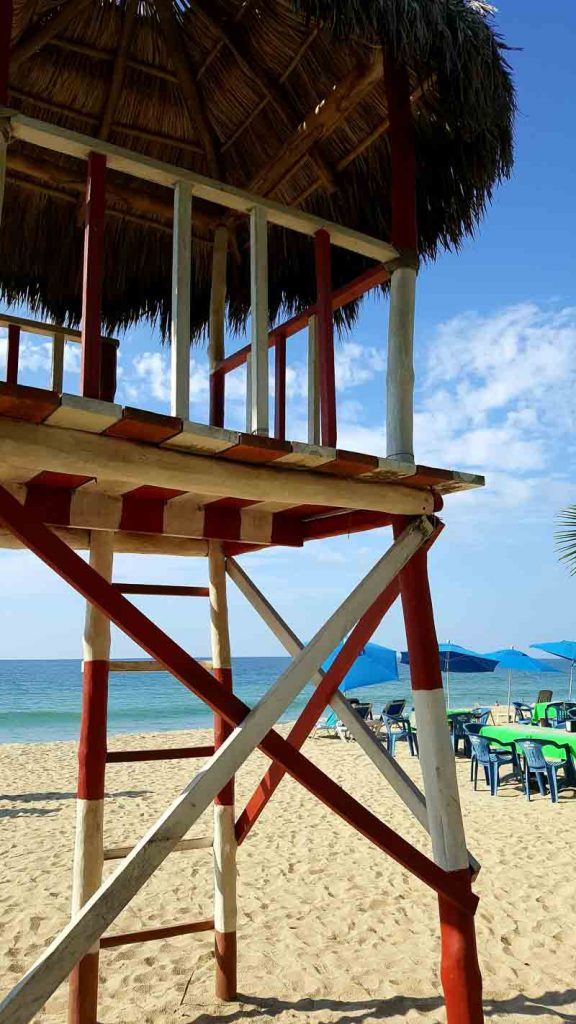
top-left (451, 713), bottom-right (476, 756)
top-left (543, 701), bottom-right (576, 728)
top-left (512, 701), bottom-right (533, 724)
top-left (472, 707), bottom-right (492, 726)
top-left (380, 714), bottom-right (418, 757)
top-left (467, 734), bottom-right (518, 795)
top-left (516, 739), bottom-right (569, 803)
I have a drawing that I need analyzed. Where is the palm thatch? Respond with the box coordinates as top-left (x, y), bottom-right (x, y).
top-left (1, 0), bottom-right (515, 339)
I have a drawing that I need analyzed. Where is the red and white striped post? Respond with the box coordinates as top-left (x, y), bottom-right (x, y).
top-left (208, 540), bottom-right (237, 1000)
top-left (394, 521), bottom-right (483, 1024)
top-left (68, 531), bottom-right (114, 1024)
top-left (80, 153), bottom-right (107, 401)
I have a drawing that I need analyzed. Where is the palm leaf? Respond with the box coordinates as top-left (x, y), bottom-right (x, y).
top-left (556, 506), bottom-right (576, 575)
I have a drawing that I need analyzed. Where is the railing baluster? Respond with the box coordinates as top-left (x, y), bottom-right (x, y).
top-left (6, 324), bottom-right (20, 385)
top-left (274, 330), bottom-right (286, 441)
top-left (245, 352), bottom-right (252, 432)
top-left (51, 330), bottom-right (65, 392)
top-left (250, 205), bottom-right (269, 436)
top-left (170, 181), bottom-right (192, 420)
top-left (307, 315), bottom-right (320, 446)
top-left (314, 229), bottom-right (336, 447)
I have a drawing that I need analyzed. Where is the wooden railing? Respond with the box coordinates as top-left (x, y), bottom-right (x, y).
top-left (0, 312), bottom-right (119, 401)
top-left (0, 109), bottom-right (411, 453)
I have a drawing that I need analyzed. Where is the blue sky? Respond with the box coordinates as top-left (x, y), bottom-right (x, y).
top-left (1, 3), bottom-right (575, 660)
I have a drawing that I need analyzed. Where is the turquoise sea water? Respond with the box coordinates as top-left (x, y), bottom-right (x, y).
top-left (0, 657), bottom-right (570, 745)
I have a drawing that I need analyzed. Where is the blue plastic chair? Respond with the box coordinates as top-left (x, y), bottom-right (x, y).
top-left (467, 734), bottom-right (518, 795)
top-left (543, 701), bottom-right (576, 729)
top-left (512, 701), bottom-right (533, 724)
top-left (380, 714), bottom-right (418, 757)
top-left (516, 739), bottom-right (569, 803)
top-left (451, 713), bottom-right (477, 756)
top-left (473, 707), bottom-right (492, 726)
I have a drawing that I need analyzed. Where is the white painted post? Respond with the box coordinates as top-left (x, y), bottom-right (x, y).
top-left (307, 314), bottom-right (320, 445)
top-left (68, 530), bottom-right (114, 1024)
top-left (250, 205), bottom-right (269, 436)
top-left (245, 353), bottom-right (252, 433)
top-left (386, 266), bottom-right (416, 462)
top-left (170, 181), bottom-right (192, 420)
top-left (51, 331), bottom-right (65, 393)
top-left (208, 541), bottom-right (237, 1000)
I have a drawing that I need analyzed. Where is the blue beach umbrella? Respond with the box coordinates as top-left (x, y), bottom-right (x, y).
top-left (484, 648), bottom-right (558, 719)
top-left (321, 641), bottom-right (398, 693)
top-left (401, 643), bottom-right (497, 708)
top-left (531, 641), bottom-right (576, 699)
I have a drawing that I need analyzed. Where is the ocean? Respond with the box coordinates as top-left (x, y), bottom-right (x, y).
top-left (0, 657), bottom-right (571, 745)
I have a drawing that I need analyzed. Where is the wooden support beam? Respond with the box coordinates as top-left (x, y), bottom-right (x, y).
top-left (103, 837), bottom-right (212, 859)
top-left (68, 530), bottom-right (113, 1024)
top-left (80, 153), bottom-right (106, 401)
top-left (393, 518), bottom-right (483, 1024)
top-left (170, 182), bottom-right (192, 419)
top-left (154, 0), bottom-right (220, 178)
top-left (249, 52), bottom-right (383, 199)
top-left (106, 748), bottom-right (214, 764)
top-left (208, 225), bottom-right (227, 428)
top-left (250, 206), bottom-right (269, 436)
top-left (5, 112), bottom-right (398, 263)
top-left (100, 919), bottom-right (213, 948)
top-left (314, 230), bottom-right (336, 447)
top-left (0, 527), bottom-right (209, 557)
top-left (0, 419), bottom-right (435, 515)
top-left (112, 584), bottom-right (209, 597)
top-left (209, 542), bottom-right (237, 1000)
top-left (0, 506), bottom-right (473, 1024)
top-left (97, 0), bottom-right (136, 141)
top-left (9, 0), bottom-right (92, 70)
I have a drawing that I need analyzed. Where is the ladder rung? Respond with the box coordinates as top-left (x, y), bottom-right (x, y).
top-left (100, 918), bottom-right (214, 948)
top-left (112, 584), bottom-right (210, 597)
top-left (108, 659), bottom-right (212, 672)
top-left (103, 836), bottom-right (213, 861)
top-left (107, 746), bottom-right (214, 763)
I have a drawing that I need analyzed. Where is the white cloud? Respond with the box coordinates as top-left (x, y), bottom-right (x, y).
top-left (0, 332), bottom-right (80, 377)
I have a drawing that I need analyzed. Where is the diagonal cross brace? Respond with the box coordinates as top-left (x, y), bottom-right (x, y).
top-left (228, 553), bottom-right (481, 878)
top-left (0, 488), bottom-right (477, 1024)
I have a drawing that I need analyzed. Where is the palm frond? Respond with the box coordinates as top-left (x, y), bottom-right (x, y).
top-left (556, 506), bottom-right (576, 576)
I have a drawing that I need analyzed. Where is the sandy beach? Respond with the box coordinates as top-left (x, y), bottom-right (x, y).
top-left (1, 725), bottom-right (574, 1024)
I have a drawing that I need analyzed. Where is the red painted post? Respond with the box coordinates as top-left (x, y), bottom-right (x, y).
top-left (393, 520), bottom-right (484, 1024)
top-left (274, 330), bottom-right (286, 441)
top-left (209, 372), bottom-right (225, 428)
top-left (6, 323), bottom-right (19, 384)
top-left (80, 153), bottom-right (107, 400)
top-left (385, 61), bottom-right (418, 254)
top-left (314, 229), bottom-right (336, 447)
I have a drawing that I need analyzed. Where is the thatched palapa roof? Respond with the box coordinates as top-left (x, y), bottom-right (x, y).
top-left (1, 0), bottom-right (515, 339)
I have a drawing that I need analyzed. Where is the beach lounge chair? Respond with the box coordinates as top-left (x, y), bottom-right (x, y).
top-left (314, 710), bottom-right (339, 738)
top-left (379, 698), bottom-right (406, 720)
top-left (512, 701), bottom-right (533, 724)
top-left (515, 738), bottom-right (569, 803)
top-left (467, 734), bottom-right (518, 796)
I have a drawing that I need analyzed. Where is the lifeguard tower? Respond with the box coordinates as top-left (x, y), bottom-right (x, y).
top-left (0, 3), bottom-right (514, 1024)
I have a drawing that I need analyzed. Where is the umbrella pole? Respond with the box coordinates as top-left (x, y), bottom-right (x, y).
top-left (507, 668), bottom-right (512, 723)
top-left (570, 661), bottom-right (574, 701)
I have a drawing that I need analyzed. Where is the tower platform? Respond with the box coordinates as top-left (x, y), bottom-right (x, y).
top-left (0, 382), bottom-right (483, 556)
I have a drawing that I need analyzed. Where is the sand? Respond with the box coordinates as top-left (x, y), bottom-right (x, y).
top-left (1, 725), bottom-right (574, 1024)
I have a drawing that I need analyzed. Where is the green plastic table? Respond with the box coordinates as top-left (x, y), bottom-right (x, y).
top-left (532, 702), bottom-right (556, 724)
top-left (481, 724), bottom-right (576, 766)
